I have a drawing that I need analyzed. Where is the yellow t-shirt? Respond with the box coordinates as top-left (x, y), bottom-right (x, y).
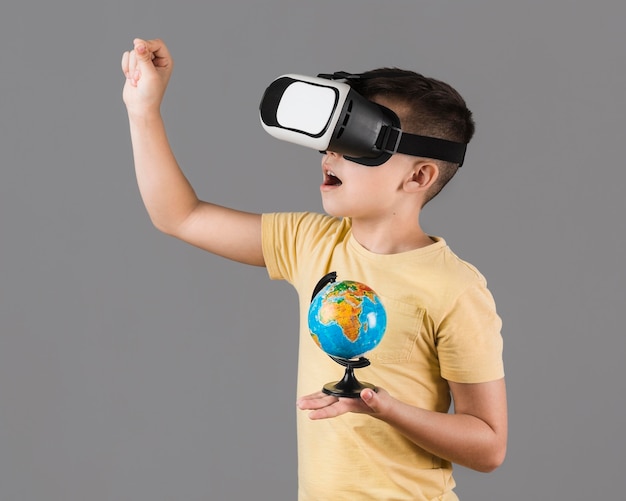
top-left (262, 212), bottom-right (504, 501)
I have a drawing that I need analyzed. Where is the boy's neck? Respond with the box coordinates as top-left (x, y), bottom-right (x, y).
top-left (350, 218), bottom-right (435, 255)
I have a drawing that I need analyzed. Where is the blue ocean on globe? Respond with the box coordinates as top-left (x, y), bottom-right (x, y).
top-left (308, 280), bottom-right (387, 360)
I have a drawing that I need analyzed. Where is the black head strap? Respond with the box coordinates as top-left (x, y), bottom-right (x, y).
top-left (381, 126), bottom-right (466, 166)
top-left (318, 71), bottom-right (413, 81)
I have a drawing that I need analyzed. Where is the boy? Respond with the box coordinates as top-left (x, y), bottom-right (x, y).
top-left (122, 38), bottom-right (507, 500)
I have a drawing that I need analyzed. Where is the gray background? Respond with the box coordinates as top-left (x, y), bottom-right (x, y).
top-left (1, 1), bottom-right (624, 499)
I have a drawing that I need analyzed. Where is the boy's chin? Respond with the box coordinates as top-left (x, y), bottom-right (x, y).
top-left (321, 203), bottom-right (346, 218)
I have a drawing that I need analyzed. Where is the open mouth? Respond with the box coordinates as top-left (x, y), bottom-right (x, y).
top-left (324, 170), bottom-right (342, 186)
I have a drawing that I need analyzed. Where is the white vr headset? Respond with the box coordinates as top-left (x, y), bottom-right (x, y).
top-left (259, 72), bottom-right (467, 167)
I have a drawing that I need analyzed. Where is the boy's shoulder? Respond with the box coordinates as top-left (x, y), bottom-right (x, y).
top-left (422, 240), bottom-right (489, 302)
top-left (439, 241), bottom-right (487, 283)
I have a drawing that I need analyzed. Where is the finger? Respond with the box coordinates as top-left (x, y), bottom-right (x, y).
top-left (307, 400), bottom-right (353, 420)
top-left (121, 51), bottom-right (130, 77)
top-left (297, 393), bottom-right (338, 410)
top-left (128, 49), bottom-right (140, 86)
top-left (297, 391), bottom-right (328, 402)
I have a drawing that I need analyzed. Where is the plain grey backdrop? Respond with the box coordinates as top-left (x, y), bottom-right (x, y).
top-left (1, 1), bottom-right (624, 499)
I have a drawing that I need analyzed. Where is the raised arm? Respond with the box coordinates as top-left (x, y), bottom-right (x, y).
top-left (121, 38), bottom-right (264, 266)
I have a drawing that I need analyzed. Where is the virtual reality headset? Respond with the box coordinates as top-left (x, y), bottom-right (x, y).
top-left (259, 72), bottom-right (467, 167)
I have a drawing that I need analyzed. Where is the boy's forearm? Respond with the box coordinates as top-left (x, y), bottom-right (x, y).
top-left (127, 111), bottom-right (200, 235)
top-left (378, 397), bottom-right (506, 472)
top-left (298, 380), bottom-right (507, 472)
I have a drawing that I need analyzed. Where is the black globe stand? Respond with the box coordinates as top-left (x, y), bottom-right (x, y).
top-left (322, 356), bottom-right (377, 398)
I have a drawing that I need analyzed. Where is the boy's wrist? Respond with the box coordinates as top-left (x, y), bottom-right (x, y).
top-left (126, 107), bottom-right (163, 126)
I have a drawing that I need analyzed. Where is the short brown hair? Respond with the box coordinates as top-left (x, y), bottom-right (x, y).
top-left (349, 68), bottom-right (475, 204)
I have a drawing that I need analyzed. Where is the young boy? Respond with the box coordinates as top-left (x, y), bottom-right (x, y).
top-left (122, 38), bottom-right (507, 500)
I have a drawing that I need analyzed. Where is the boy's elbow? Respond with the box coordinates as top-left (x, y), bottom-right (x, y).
top-left (147, 214), bottom-right (182, 238)
top-left (478, 458), bottom-right (504, 474)
top-left (151, 219), bottom-right (173, 236)
top-left (475, 444), bottom-right (507, 473)
top-left (146, 202), bottom-right (202, 239)
top-left (148, 216), bottom-right (171, 235)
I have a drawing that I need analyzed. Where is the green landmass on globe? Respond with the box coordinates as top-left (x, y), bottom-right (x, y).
top-left (308, 279), bottom-right (387, 360)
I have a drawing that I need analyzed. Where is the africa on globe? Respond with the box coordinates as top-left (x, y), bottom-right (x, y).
top-left (308, 279), bottom-right (387, 360)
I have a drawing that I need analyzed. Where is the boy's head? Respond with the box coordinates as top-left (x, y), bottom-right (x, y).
top-left (260, 68), bottom-right (474, 206)
top-left (348, 68), bottom-right (475, 205)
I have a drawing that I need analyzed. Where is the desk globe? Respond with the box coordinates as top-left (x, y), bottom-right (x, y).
top-left (308, 272), bottom-right (387, 398)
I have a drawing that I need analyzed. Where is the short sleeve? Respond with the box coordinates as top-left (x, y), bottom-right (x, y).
top-left (436, 284), bottom-right (504, 383)
top-left (261, 212), bottom-right (289, 281)
top-left (261, 212), bottom-right (345, 283)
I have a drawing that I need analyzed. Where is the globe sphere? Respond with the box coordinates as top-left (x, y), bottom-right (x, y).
top-left (308, 280), bottom-right (387, 360)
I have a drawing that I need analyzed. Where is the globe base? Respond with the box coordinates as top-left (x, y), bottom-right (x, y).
top-left (322, 356), bottom-right (378, 399)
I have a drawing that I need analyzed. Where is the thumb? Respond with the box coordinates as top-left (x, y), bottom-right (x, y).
top-left (360, 388), bottom-right (381, 412)
top-left (133, 40), bottom-right (155, 68)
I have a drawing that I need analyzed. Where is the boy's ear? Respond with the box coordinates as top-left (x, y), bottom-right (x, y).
top-left (404, 161), bottom-right (439, 193)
